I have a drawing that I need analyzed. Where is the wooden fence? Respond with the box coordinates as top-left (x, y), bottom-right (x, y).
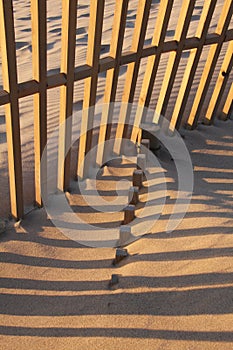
top-left (0, 0), bottom-right (232, 220)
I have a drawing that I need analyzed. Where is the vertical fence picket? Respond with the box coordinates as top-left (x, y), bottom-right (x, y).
top-left (58, 0), bottom-right (77, 191)
top-left (131, 0), bottom-right (174, 142)
top-left (114, 0), bottom-right (152, 154)
top-left (0, 0), bottom-right (23, 219)
top-left (77, 0), bottom-right (105, 179)
top-left (204, 40), bottom-right (233, 124)
top-left (221, 82), bottom-right (233, 120)
top-left (154, 0), bottom-right (196, 124)
top-left (170, 0), bottom-right (217, 131)
top-left (31, 0), bottom-right (47, 206)
top-left (96, 0), bottom-right (129, 166)
top-left (187, 0), bottom-right (233, 129)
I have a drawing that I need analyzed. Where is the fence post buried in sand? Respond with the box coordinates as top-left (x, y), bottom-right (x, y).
top-left (113, 248), bottom-right (128, 265)
top-left (128, 186), bottom-right (139, 205)
top-left (133, 169), bottom-right (143, 189)
top-left (109, 274), bottom-right (119, 287)
top-left (123, 204), bottom-right (135, 224)
top-left (119, 225), bottom-right (131, 246)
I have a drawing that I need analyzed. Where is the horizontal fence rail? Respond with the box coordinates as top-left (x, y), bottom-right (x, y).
top-left (0, 30), bottom-right (233, 106)
top-left (0, 0), bottom-right (232, 219)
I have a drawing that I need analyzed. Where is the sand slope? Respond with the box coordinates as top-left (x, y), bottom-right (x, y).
top-left (0, 118), bottom-right (232, 349)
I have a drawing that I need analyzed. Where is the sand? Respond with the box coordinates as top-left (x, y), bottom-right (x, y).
top-left (0, 117), bottom-right (232, 349)
top-left (0, 0), bottom-right (233, 349)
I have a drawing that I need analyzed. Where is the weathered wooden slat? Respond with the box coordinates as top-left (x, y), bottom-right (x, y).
top-left (114, 0), bottom-right (152, 154)
top-left (204, 40), bottom-right (233, 124)
top-left (0, 0), bottom-right (23, 219)
top-left (187, 0), bottom-right (233, 129)
top-left (77, 0), bottom-right (105, 179)
top-left (57, 0), bottom-right (77, 191)
top-left (170, 0), bottom-right (217, 131)
top-left (220, 82), bottom-right (233, 120)
top-left (96, 0), bottom-right (129, 166)
top-left (31, 0), bottom-right (47, 207)
top-left (131, 0), bottom-right (174, 143)
top-left (154, 0), bottom-right (196, 123)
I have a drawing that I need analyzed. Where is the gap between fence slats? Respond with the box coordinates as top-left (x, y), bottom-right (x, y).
top-left (77, 0), bottom-right (105, 179)
top-left (31, 0), bottom-right (47, 207)
top-left (57, 0), bottom-right (77, 191)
